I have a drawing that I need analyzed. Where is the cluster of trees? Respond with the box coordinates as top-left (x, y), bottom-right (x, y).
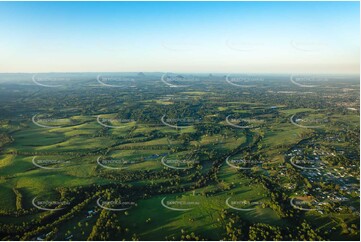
top-left (88, 210), bottom-right (122, 240)
top-left (0, 133), bottom-right (13, 148)
top-left (222, 209), bottom-right (325, 241)
top-left (12, 188), bottom-right (22, 211)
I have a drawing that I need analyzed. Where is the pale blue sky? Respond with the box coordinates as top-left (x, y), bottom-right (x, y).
top-left (0, 1), bottom-right (359, 74)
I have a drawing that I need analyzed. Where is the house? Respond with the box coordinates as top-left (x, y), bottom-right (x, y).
top-left (86, 210), bottom-right (97, 218)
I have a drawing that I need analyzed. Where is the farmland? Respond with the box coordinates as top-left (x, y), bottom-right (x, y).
top-left (0, 73), bottom-right (359, 240)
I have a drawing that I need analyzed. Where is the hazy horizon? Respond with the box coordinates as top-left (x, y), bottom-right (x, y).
top-left (0, 72), bottom-right (359, 76)
top-left (0, 1), bottom-right (359, 74)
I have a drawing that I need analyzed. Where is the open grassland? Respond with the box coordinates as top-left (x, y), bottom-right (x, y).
top-left (0, 76), bottom-right (359, 241)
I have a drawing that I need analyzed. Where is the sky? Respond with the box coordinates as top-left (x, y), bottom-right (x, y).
top-left (0, 1), bottom-right (359, 74)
